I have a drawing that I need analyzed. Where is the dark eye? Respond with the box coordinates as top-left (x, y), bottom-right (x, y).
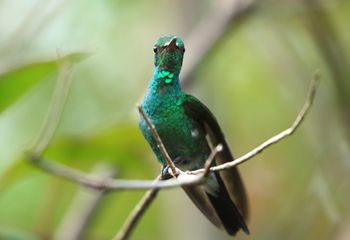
top-left (183, 48), bottom-right (185, 53)
top-left (153, 46), bottom-right (158, 53)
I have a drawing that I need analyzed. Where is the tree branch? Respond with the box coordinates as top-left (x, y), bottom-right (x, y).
top-left (28, 144), bottom-right (222, 191)
top-left (113, 176), bottom-right (161, 240)
top-left (113, 144), bottom-right (222, 240)
top-left (31, 60), bottom-right (73, 155)
top-left (191, 71), bottom-right (320, 174)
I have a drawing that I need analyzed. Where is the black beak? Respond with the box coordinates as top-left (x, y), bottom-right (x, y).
top-left (165, 38), bottom-right (177, 51)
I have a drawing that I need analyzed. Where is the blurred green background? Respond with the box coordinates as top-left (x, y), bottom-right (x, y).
top-left (0, 0), bottom-right (349, 239)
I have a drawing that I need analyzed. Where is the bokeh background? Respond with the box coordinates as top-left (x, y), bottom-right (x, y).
top-left (0, 0), bottom-right (349, 239)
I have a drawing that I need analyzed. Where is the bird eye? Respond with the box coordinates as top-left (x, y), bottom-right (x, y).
top-left (153, 46), bottom-right (158, 53)
top-left (183, 48), bottom-right (186, 53)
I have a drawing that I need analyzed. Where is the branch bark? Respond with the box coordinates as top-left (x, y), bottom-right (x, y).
top-left (191, 71), bottom-right (320, 174)
top-left (113, 176), bottom-right (161, 240)
top-left (32, 60), bottom-right (73, 155)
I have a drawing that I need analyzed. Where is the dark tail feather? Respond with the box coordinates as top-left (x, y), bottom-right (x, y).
top-left (206, 172), bottom-right (250, 235)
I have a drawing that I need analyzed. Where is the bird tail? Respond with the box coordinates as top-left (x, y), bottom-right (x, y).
top-left (206, 171), bottom-right (250, 235)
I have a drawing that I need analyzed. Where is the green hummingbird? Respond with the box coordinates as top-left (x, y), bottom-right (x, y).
top-left (139, 35), bottom-right (249, 236)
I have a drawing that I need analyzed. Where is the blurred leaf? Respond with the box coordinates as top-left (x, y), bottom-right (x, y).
top-left (45, 123), bottom-right (152, 177)
top-left (0, 52), bottom-right (89, 113)
top-left (0, 123), bottom-right (154, 192)
top-left (0, 159), bottom-right (34, 196)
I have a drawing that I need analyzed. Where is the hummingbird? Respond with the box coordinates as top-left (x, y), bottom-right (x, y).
top-left (139, 35), bottom-right (249, 236)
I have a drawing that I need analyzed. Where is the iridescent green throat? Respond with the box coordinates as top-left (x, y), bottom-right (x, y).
top-left (146, 67), bottom-right (181, 96)
top-left (155, 69), bottom-right (176, 84)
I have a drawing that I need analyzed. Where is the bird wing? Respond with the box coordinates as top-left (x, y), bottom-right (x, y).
top-left (183, 94), bottom-right (249, 235)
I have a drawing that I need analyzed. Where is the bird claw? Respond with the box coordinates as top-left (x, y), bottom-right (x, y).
top-left (161, 165), bottom-right (173, 180)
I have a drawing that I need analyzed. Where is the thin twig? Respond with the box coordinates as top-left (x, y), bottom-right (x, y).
top-left (202, 144), bottom-right (223, 177)
top-left (28, 145), bottom-right (223, 191)
top-left (191, 72), bottom-right (320, 174)
top-left (114, 145), bottom-right (223, 240)
top-left (304, 0), bottom-right (350, 142)
top-left (137, 106), bottom-right (178, 177)
top-left (113, 176), bottom-right (161, 240)
top-left (31, 60), bottom-right (73, 156)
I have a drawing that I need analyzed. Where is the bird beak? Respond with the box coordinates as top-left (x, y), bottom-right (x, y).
top-left (166, 38), bottom-right (177, 51)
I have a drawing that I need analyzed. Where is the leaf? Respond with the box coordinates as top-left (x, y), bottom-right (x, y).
top-left (0, 123), bottom-right (154, 191)
top-left (0, 52), bottom-right (89, 113)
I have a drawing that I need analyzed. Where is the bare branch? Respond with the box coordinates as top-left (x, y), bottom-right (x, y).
top-left (28, 145), bottom-right (223, 191)
top-left (31, 146), bottom-right (222, 240)
top-left (113, 176), bottom-right (161, 240)
top-left (113, 144), bottom-right (223, 240)
top-left (202, 144), bottom-right (223, 177)
top-left (137, 106), bottom-right (178, 177)
top-left (190, 72), bottom-right (320, 175)
top-left (31, 59), bottom-right (73, 155)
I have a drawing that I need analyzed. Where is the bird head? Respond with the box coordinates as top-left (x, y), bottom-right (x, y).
top-left (153, 35), bottom-right (185, 76)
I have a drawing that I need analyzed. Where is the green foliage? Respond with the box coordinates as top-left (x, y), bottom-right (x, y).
top-left (0, 52), bottom-right (88, 113)
top-left (0, 61), bottom-right (56, 113)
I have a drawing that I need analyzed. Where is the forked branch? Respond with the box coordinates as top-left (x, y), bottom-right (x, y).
top-left (191, 71), bottom-right (320, 174)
